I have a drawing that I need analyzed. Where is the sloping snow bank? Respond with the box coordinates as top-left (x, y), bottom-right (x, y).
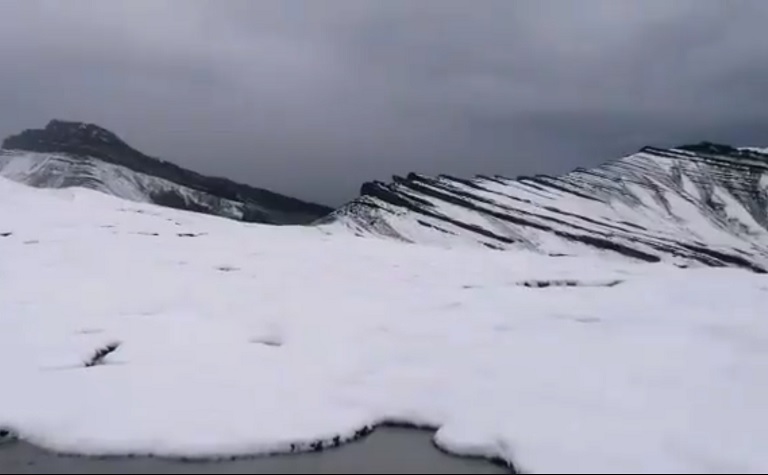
top-left (1, 177), bottom-right (767, 473)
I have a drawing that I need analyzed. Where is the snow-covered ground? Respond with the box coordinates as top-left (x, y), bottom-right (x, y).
top-left (1, 176), bottom-right (767, 473)
top-left (739, 146), bottom-right (768, 155)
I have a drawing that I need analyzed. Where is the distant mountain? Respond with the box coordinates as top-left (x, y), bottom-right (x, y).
top-left (0, 120), bottom-right (332, 224)
top-left (324, 143), bottom-right (768, 272)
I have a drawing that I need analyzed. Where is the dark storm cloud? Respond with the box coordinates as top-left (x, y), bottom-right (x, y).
top-left (1, 1), bottom-right (768, 205)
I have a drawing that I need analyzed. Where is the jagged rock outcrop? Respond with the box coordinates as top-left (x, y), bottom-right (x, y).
top-left (1, 120), bottom-right (331, 224)
top-left (325, 143), bottom-right (768, 272)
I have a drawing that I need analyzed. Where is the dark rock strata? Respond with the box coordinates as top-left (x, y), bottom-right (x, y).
top-left (330, 143), bottom-right (768, 272)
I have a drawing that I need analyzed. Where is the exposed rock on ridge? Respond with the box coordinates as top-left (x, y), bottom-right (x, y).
top-left (327, 143), bottom-right (768, 272)
top-left (1, 120), bottom-right (331, 224)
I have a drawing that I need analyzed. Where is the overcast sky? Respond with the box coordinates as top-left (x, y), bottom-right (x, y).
top-left (1, 1), bottom-right (768, 205)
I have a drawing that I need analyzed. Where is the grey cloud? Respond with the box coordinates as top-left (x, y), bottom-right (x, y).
top-left (1, 0), bottom-right (768, 205)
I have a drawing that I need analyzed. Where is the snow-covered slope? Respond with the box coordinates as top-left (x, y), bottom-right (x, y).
top-left (0, 150), bottom-right (251, 220)
top-left (0, 120), bottom-right (331, 224)
top-left (1, 175), bottom-right (767, 473)
top-left (740, 146), bottom-right (768, 155)
top-left (326, 143), bottom-right (768, 272)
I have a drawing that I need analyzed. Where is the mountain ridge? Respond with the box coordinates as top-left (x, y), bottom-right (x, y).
top-left (3, 120), bottom-right (767, 271)
top-left (324, 143), bottom-right (768, 272)
top-left (1, 120), bottom-right (332, 224)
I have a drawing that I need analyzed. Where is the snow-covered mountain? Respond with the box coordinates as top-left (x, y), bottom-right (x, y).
top-left (0, 120), bottom-right (332, 224)
top-left (326, 143), bottom-right (768, 272)
top-left (4, 120), bottom-right (767, 272)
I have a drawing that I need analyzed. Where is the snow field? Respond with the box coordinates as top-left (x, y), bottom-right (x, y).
top-left (1, 177), bottom-right (767, 473)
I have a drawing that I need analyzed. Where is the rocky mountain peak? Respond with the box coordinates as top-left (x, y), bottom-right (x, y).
top-left (0, 120), bottom-right (332, 224)
top-left (2, 119), bottom-right (134, 157)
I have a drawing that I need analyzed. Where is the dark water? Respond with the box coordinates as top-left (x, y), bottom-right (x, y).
top-left (0, 427), bottom-right (511, 474)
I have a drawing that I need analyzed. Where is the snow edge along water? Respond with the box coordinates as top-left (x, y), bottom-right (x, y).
top-left (0, 421), bottom-right (517, 473)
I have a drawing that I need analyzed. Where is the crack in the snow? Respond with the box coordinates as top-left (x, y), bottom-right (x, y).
top-left (517, 279), bottom-right (624, 288)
